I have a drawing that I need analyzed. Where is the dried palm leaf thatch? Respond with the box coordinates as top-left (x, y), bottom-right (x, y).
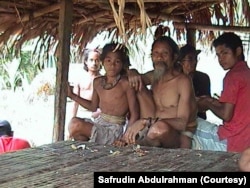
top-left (0, 0), bottom-right (249, 61)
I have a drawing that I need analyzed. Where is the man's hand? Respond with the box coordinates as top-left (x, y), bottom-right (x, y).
top-left (112, 138), bottom-right (128, 147)
top-left (127, 69), bottom-right (143, 91)
top-left (197, 95), bottom-right (213, 112)
top-left (67, 82), bottom-right (74, 98)
top-left (123, 119), bottom-right (146, 144)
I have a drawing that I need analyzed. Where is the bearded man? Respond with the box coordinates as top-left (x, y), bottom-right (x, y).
top-left (121, 36), bottom-right (197, 148)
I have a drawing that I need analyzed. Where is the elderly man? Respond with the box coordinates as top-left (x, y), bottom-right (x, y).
top-left (120, 36), bottom-right (197, 148)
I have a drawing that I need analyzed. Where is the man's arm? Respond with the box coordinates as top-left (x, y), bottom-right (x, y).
top-left (67, 80), bottom-right (99, 112)
top-left (71, 83), bottom-right (80, 117)
top-left (127, 69), bottom-right (154, 91)
top-left (198, 97), bottom-right (234, 121)
top-left (126, 84), bottom-right (140, 127)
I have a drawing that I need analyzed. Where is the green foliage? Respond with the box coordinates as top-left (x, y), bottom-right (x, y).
top-left (0, 40), bottom-right (56, 91)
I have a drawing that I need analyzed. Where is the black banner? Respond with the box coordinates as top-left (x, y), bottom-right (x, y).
top-left (94, 172), bottom-right (249, 187)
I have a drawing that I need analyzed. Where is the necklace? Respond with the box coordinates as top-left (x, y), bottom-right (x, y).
top-left (101, 74), bottom-right (121, 90)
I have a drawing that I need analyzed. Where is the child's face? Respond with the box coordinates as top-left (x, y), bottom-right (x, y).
top-left (103, 51), bottom-right (123, 76)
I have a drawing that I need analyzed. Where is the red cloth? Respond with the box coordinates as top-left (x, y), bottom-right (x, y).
top-left (0, 137), bottom-right (31, 154)
top-left (218, 61), bottom-right (250, 152)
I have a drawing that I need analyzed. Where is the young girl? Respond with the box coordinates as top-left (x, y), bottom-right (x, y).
top-left (67, 43), bottom-right (139, 145)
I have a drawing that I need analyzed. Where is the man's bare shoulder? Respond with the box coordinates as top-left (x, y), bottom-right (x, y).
top-left (93, 76), bottom-right (103, 87)
top-left (176, 72), bottom-right (192, 84)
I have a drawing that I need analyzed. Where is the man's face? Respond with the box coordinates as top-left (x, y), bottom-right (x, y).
top-left (215, 44), bottom-right (238, 70)
top-left (85, 51), bottom-right (101, 72)
top-left (151, 42), bottom-right (174, 81)
top-left (180, 53), bottom-right (197, 75)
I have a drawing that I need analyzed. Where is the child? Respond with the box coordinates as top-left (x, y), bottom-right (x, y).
top-left (67, 43), bottom-right (139, 145)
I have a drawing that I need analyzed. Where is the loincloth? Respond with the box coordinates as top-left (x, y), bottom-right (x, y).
top-left (181, 120), bottom-right (197, 139)
top-left (89, 114), bottom-right (126, 145)
top-left (186, 120), bottom-right (198, 133)
top-left (100, 113), bottom-right (126, 125)
top-left (137, 118), bottom-right (197, 140)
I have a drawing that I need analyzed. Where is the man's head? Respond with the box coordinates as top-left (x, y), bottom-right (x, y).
top-left (151, 36), bottom-right (179, 81)
top-left (179, 44), bottom-right (201, 75)
top-left (212, 32), bottom-right (244, 70)
top-left (0, 120), bottom-right (13, 136)
top-left (82, 49), bottom-right (101, 72)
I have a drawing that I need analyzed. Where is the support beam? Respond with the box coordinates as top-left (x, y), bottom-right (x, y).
top-left (18, 3), bottom-right (60, 23)
top-left (80, 0), bottom-right (223, 2)
top-left (53, 0), bottom-right (73, 142)
top-left (173, 22), bottom-right (250, 33)
top-left (186, 29), bottom-right (196, 47)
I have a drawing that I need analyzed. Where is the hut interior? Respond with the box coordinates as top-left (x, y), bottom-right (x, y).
top-left (0, 0), bottom-right (249, 141)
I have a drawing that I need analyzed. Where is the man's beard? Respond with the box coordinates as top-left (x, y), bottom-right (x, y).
top-left (153, 62), bottom-right (167, 83)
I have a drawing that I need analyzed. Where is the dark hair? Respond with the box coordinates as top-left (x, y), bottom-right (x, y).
top-left (152, 36), bottom-right (179, 57)
top-left (151, 36), bottom-right (180, 69)
top-left (212, 32), bottom-right (245, 61)
top-left (100, 43), bottom-right (131, 75)
top-left (0, 120), bottom-right (13, 136)
top-left (178, 44), bottom-right (201, 61)
top-left (81, 49), bottom-right (101, 71)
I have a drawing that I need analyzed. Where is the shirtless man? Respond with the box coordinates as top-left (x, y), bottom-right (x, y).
top-left (121, 36), bottom-right (197, 148)
top-left (67, 43), bottom-right (139, 145)
top-left (71, 49), bottom-right (102, 119)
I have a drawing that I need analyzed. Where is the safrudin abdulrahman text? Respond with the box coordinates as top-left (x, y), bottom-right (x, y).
top-left (97, 175), bottom-right (197, 184)
top-left (94, 172), bottom-right (247, 186)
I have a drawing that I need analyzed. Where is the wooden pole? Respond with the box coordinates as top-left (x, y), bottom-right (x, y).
top-left (186, 29), bottom-right (196, 47)
top-left (53, 0), bottom-right (73, 142)
top-left (174, 22), bottom-right (250, 33)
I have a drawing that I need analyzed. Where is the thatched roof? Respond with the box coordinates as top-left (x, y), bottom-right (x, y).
top-left (0, 0), bottom-right (249, 55)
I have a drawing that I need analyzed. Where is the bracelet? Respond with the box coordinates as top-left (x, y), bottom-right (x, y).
top-left (142, 117), bottom-right (159, 128)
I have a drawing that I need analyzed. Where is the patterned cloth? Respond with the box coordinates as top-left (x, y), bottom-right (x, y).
top-left (89, 113), bottom-right (126, 145)
top-left (192, 117), bottom-right (227, 151)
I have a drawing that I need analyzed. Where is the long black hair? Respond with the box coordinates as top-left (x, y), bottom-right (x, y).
top-left (100, 43), bottom-right (131, 75)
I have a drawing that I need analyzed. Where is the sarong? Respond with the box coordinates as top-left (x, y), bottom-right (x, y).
top-left (89, 113), bottom-right (126, 145)
top-left (192, 117), bottom-right (227, 151)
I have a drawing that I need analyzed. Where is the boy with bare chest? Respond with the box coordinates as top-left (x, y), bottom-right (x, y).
top-left (67, 43), bottom-right (139, 145)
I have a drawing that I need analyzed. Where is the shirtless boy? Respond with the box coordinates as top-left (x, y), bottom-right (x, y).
top-left (67, 43), bottom-right (139, 145)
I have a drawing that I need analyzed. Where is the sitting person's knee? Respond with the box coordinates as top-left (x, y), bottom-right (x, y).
top-left (239, 148), bottom-right (250, 172)
top-left (147, 121), bottom-right (170, 139)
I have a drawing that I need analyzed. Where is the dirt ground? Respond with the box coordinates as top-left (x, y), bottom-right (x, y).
top-left (0, 90), bottom-right (73, 147)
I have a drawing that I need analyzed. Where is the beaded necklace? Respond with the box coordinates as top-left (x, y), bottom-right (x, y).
top-left (101, 74), bottom-right (121, 90)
